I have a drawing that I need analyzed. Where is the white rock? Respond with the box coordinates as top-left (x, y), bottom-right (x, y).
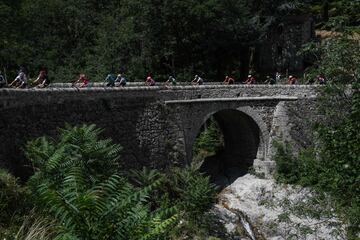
top-left (214, 174), bottom-right (347, 240)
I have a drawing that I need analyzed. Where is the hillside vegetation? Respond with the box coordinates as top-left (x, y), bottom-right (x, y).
top-left (0, 0), bottom-right (308, 81)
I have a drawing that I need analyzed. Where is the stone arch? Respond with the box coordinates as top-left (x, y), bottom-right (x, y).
top-left (188, 106), bottom-right (269, 186)
top-left (234, 106), bottom-right (269, 161)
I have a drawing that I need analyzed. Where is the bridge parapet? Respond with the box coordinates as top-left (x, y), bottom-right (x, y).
top-left (0, 85), bottom-right (321, 110)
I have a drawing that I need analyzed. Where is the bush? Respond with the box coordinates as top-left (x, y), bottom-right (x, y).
top-left (24, 124), bottom-right (179, 239)
top-left (19, 124), bottom-right (218, 239)
top-left (274, 142), bottom-right (301, 184)
top-left (129, 165), bottom-right (218, 239)
top-left (274, 85), bottom-right (360, 237)
top-left (193, 119), bottom-right (224, 166)
top-left (170, 167), bottom-right (216, 217)
top-left (315, 83), bottom-right (360, 237)
top-left (168, 166), bottom-right (218, 239)
top-left (0, 169), bottom-right (31, 239)
top-left (0, 124), bottom-right (219, 239)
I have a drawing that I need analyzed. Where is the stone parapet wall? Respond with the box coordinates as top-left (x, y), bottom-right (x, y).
top-left (0, 85), bottom-right (320, 110)
top-left (49, 81), bottom-right (222, 88)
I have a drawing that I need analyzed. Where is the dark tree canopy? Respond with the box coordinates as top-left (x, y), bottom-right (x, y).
top-left (0, 0), bottom-right (358, 82)
top-left (0, 0), bottom-right (302, 82)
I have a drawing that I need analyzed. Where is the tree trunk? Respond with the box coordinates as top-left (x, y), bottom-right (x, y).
top-left (322, 0), bottom-right (329, 22)
top-left (239, 46), bottom-right (250, 81)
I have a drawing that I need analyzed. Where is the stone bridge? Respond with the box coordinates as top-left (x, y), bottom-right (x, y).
top-left (0, 85), bottom-right (320, 180)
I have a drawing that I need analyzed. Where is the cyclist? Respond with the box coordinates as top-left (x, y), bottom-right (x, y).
top-left (145, 76), bottom-right (156, 86)
top-left (192, 75), bottom-right (203, 85)
top-left (73, 74), bottom-right (89, 88)
top-left (104, 73), bottom-right (116, 87)
top-left (165, 75), bottom-right (177, 86)
top-left (224, 75), bottom-right (235, 85)
top-left (33, 70), bottom-right (50, 88)
top-left (9, 71), bottom-right (28, 88)
top-left (243, 74), bottom-right (256, 84)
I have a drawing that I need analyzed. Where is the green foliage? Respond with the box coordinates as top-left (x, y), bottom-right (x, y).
top-left (0, 0), bottom-right (300, 81)
top-left (301, 0), bottom-right (360, 29)
top-left (275, 32), bottom-right (360, 234)
top-left (275, 141), bottom-right (359, 238)
top-left (295, 24), bottom-right (360, 237)
top-left (170, 166), bottom-right (216, 216)
top-left (129, 167), bottom-right (164, 187)
top-left (0, 169), bottom-right (31, 239)
top-left (274, 142), bottom-right (300, 184)
top-left (315, 83), bottom-right (360, 237)
top-left (302, 33), bottom-right (360, 84)
top-left (193, 119), bottom-right (224, 165)
top-left (129, 165), bottom-right (218, 239)
top-left (274, 143), bottom-right (319, 186)
top-left (26, 124), bottom-right (123, 189)
top-left (274, 86), bottom-right (360, 237)
top-left (25, 124), bottom-right (178, 239)
top-left (31, 171), bottom-right (176, 239)
top-left (167, 166), bottom-right (218, 239)
top-left (7, 124), bottom-right (219, 239)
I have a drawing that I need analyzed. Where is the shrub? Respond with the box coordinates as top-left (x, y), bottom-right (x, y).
top-left (0, 169), bottom-right (31, 239)
top-left (274, 142), bottom-right (301, 184)
top-left (21, 124), bottom-right (218, 239)
top-left (130, 166), bottom-right (218, 239)
top-left (193, 120), bottom-right (224, 155)
top-left (273, 85), bottom-right (360, 237)
top-left (25, 124), bottom-right (178, 239)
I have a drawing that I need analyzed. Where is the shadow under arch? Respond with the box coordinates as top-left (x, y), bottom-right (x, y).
top-left (194, 109), bottom-right (262, 188)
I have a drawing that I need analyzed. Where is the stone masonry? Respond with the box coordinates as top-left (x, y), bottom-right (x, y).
top-left (0, 84), bottom-right (320, 178)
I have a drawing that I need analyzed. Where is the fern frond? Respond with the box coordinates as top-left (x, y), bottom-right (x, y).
top-left (46, 146), bottom-right (67, 172)
top-left (130, 167), bottom-right (163, 187)
top-left (25, 136), bottom-right (56, 168)
top-left (140, 214), bottom-right (179, 240)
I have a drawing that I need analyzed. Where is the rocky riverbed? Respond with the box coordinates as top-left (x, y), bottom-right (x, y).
top-left (213, 174), bottom-right (347, 240)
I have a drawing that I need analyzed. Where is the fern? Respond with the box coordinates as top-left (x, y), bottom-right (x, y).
top-left (141, 214), bottom-right (179, 240)
top-left (3, 124), bottom-right (218, 239)
top-left (169, 166), bottom-right (216, 218)
top-left (129, 167), bottom-right (163, 187)
top-left (25, 124), bottom-right (179, 239)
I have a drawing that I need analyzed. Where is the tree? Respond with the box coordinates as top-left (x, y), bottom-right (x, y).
top-left (0, 0), bottom-right (303, 82)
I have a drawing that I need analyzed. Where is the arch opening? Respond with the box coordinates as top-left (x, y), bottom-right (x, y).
top-left (193, 109), bottom-right (261, 188)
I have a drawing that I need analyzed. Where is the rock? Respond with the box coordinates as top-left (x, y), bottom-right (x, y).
top-left (214, 174), bottom-right (346, 240)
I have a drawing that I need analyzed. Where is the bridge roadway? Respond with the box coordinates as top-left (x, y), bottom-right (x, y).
top-left (0, 84), bottom-right (320, 181)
